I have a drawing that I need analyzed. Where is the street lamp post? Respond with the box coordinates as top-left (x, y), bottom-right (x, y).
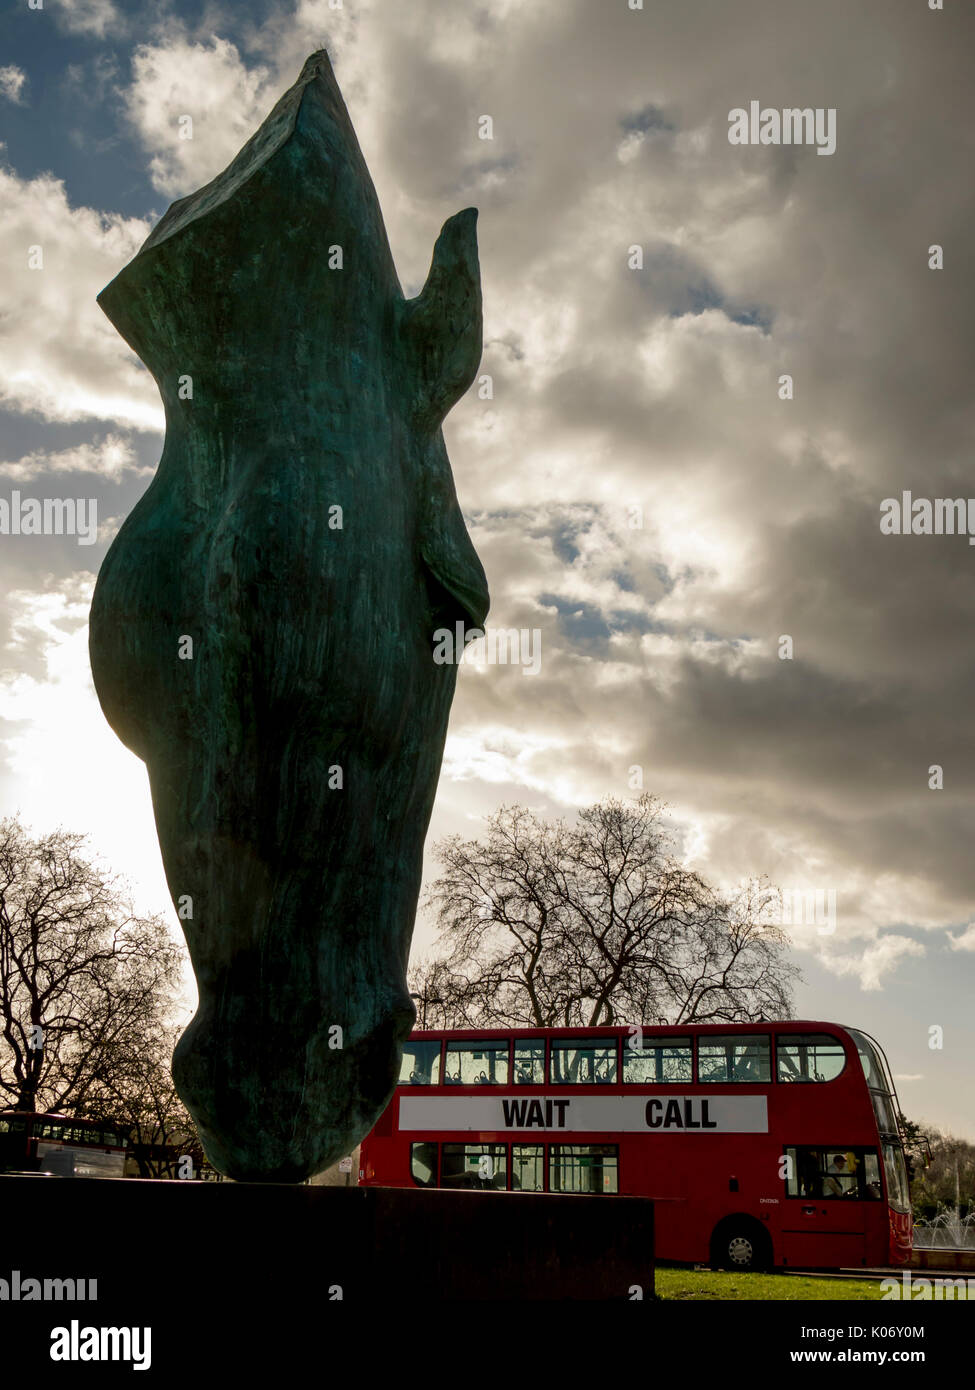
top-left (409, 992), bottom-right (441, 1028)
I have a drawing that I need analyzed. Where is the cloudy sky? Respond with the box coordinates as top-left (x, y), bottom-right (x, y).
top-left (0, 0), bottom-right (972, 1138)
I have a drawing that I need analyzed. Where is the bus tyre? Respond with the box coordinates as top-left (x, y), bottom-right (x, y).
top-left (711, 1220), bottom-right (771, 1272)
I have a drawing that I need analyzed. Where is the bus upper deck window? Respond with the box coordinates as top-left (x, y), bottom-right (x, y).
top-left (445, 1040), bottom-right (509, 1085)
top-left (550, 1039), bottom-right (618, 1085)
top-left (846, 1029), bottom-right (897, 1098)
top-left (513, 1041), bottom-right (545, 1085)
top-left (623, 1038), bottom-right (692, 1084)
top-left (698, 1036), bottom-right (771, 1083)
top-left (398, 1039), bottom-right (441, 1085)
top-left (777, 1034), bottom-right (847, 1083)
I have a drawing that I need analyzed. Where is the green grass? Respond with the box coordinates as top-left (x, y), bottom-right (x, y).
top-left (655, 1266), bottom-right (887, 1301)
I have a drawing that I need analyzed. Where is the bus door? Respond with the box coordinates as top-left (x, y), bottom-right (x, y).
top-left (780, 1146), bottom-right (881, 1267)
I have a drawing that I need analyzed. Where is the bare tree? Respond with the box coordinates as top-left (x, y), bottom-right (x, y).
top-left (910, 1124), bottom-right (975, 1215)
top-left (0, 817), bottom-right (184, 1119)
top-left (84, 1019), bottom-right (212, 1179)
top-left (415, 796), bottom-right (799, 1028)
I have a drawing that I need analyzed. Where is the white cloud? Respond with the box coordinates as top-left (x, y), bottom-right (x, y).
top-left (948, 923), bottom-right (975, 952)
top-left (0, 66), bottom-right (27, 105)
top-left (819, 936), bottom-right (925, 992)
top-left (0, 165), bottom-right (160, 429)
top-left (124, 39), bottom-right (278, 197)
top-left (54, 0), bottom-right (122, 39)
top-left (0, 434), bottom-right (150, 482)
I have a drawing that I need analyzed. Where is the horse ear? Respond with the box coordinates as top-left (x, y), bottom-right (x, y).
top-left (398, 208), bottom-right (482, 430)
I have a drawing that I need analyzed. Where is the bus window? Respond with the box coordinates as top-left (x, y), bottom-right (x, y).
top-left (777, 1034), bottom-right (846, 1083)
top-left (75, 1151), bottom-right (124, 1178)
top-left (623, 1037), bottom-right (692, 1084)
top-left (868, 1090), bottom-right (898, 1133)
top-left (33, 1143), bottom-right (127, 1178)
top-left (513, 1040), bottom-right (545, 1085)
top-left (444, 1039), bottom-right (509, 1085)
top-left (849, 1031), bottom-right (885, 1089)
top-left (698, 1036), bottom-right (771, 1083)
top-left (36, 1145), bottom-right (76, 1178)
top-left (846, 1029), bottom-right (899, 1131)
top-left (864, 1150), bottom-right (883, 1199)
top-left (550, 1038), bottom-right (618, 1085)
top-left (882, 1142), bottom-right (911, 1212)
top-left (398, 1039), bottom-right (441, 1085)
top-left (410, 1142), bottom-right (437, 1187)
top-left (441, 1144), bottom-right (507, 1189)
top-left (783, 1146), bottom-right (880, 1199)
top-left (549, 1145), bottom-right (618, 1195)
top-left (512, 1145), bottom-right (544, 1191)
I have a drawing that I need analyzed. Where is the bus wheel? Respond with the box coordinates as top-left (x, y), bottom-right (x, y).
top-left (710, 1220), bottom-right (771, 1272)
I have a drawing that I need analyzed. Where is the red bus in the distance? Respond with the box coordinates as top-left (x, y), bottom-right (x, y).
top-left (0, 1110), bottom-right (130, 1178)
top-left (359, 1020), bottom-right (913, 1270)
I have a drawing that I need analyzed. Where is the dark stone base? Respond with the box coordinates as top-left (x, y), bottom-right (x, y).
top-left (1, 1177), bottom-right (653, 1367)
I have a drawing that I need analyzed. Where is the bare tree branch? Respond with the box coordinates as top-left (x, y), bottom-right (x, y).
top-left (418, 796), bottom-right (800, 1029)
top-left (0, 817), bottom-right (187, 1144)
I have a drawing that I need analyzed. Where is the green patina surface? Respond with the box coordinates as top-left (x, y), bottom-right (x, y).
top-left (89, 50), bottom-right (488, 1181)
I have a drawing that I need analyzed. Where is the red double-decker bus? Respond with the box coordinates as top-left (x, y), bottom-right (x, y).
top-left (359, 1020), bottom-right (913, 1270)
top-left (0, 1110), bottom-right (130, 1178)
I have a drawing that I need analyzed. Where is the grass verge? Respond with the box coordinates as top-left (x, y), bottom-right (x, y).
top-left (656, 1266), bottom-right (885, 1300)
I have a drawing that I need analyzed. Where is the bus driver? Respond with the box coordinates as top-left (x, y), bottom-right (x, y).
top-left (824, 1153), bottom-right (857, 1196)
